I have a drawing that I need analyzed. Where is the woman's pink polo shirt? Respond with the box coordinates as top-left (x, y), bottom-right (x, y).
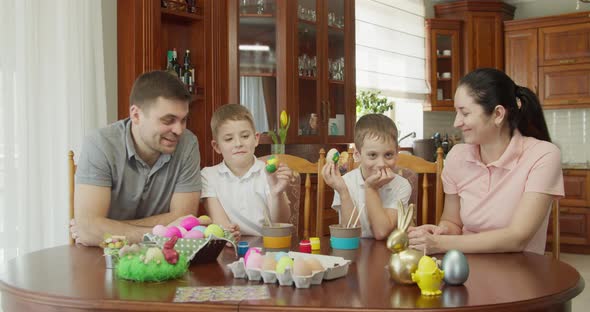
top-left (442, 130), bottom-right (564, 254)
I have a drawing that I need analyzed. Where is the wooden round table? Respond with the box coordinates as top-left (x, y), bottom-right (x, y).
top-left (0, 237), bottom-right (584, 311)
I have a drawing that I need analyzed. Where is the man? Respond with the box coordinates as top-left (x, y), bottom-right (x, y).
top-left (70, 71), bottom-right (201, 246)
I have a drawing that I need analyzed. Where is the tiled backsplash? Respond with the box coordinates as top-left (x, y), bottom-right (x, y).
top-left (423, 109), bottom-right (590, 163)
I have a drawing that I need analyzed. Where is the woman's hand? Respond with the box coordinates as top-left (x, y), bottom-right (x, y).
top-left (408, 224), bottom-right (447, 237)
top-left (408, 231), bottom-right (443, 255)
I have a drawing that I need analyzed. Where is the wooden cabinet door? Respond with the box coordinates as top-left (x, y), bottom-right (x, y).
top-left (467, 12), bottom-right (505, 72)
top-left (538, 63), bottom-right (590, 108)
top-left (562, 170), bottom-right (590, 207)
top-left (548, 206), bottom-right (590, 247)
top-left (539, 23), bottom-right (590, 66)
top-left (504, 29), bottom-right (538, 94)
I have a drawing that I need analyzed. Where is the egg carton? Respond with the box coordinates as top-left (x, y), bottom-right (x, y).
top-left (227, 259), bottom-right (326, 288)
top-left (287, 252), bottom-right (351, 280)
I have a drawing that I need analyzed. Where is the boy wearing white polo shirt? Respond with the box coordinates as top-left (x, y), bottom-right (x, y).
top-left (201, 104), bottom-right (293, 238)
top-left (322, 114), bottom-right (411, 240)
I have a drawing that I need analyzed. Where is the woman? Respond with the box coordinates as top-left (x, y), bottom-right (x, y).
top-left (408, 68), bottom-right (564, 255)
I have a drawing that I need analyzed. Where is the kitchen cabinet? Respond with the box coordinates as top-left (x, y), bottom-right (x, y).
top-left (425, 19), bottom-right (461, 111)
top-left (228, 0), bottom-right (356, 146)
top-left (547, 169), bottom-right (590, 254)
top-left (425, 0), bottom-right (514, 111)
top-left (505, 11), bottom-right (590, 109)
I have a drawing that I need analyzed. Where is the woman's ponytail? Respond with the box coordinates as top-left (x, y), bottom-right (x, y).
top-left (515, 85), bottom-right (551, 142)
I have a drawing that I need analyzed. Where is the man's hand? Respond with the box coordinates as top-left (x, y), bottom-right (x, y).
top-left (364, 167), bottom-right (395, 190)
top-left (322, 162), bottom-right (347, 193)
top-left (267, 164), bottom-right (293, 195)
top-left (70, 218), bottom-right (93, 246)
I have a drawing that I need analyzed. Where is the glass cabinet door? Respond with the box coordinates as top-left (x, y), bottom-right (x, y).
top-left (295, 0), bottom-right (321, 141)
top-left (239, 0), bottom-right (278, 134)
top-left (434, 33), bottom-right (454, 104)
top-left (325, 0), bottom-right (347, 139)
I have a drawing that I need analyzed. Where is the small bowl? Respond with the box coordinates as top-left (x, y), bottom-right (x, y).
top-left (329, 224), bottom-right (361, 250)
top-left (262, 223), bottom-right (293, 252)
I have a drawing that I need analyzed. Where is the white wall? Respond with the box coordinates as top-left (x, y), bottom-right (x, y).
top-left (102, 0), bottom-right (117, 123)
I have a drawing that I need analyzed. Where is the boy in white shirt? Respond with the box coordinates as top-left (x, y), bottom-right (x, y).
top-left (201, 104), bottom-right (293, 238)
top-left (322, 114), bottom-right (411, 240)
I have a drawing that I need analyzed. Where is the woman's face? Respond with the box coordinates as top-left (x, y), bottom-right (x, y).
top-left (453, 86), bottom-right (499, 145)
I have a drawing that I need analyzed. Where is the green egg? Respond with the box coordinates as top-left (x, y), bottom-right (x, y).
top-left (275, 256), bottom-right (294, 274)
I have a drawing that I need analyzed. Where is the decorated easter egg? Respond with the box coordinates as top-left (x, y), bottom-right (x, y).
top-left (265, 155), bottom-right (278, 173)
top-left (276, 256), bottom-right (294, 274)
top-left (152, 224), bottom-right (167, 236)
top-left (326, 148), bottom-right (340, 164)
top-left (244, 247), bottom-right (262, 265)
top-left (273, 251), bottom-right (289, 262)
top-left (180, 216), bottom-right (200, 231)
top-left (442, 250), bottom-right (469, 285)
top-left (177, 226), bottom-right (188, 237)
top-left (197, 215), bottom-right (212, 225)
top-left (246, 252), bottom-right (264, 269)
top-left (192, 225), bottom-right (207, 233)
top-left (203, 224), bottom-right (224, 238)
top-left (262, 255), bottom-right (277, 271)
top-left (164, 226), bottom-right (183, 238)
top-left (306, 257), bottom-right (324, 272)
top-left (292, 257), bottom-right (312, 276)
top-left (184, 230), bottom-right (204, 239)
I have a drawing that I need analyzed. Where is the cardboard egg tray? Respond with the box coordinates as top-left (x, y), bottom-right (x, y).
top-left (227, 252), bottom-right (351, 288)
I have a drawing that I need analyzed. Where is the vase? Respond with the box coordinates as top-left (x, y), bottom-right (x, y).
top-left (271, 144), bottom-right (285, 155)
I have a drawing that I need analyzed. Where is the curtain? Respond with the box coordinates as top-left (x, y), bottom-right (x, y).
top-left (0, 0), bottom-right (107, 273)
top-left (240, 76), bottom-right (270, 132)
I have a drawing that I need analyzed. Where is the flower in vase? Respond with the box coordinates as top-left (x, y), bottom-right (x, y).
top-left (268, 110), bottom-right (290, 145)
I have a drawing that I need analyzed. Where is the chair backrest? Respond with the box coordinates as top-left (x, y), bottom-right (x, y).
top-left (551, 199), bottom-right (560, 260)
top-left (68, 150), bottom-right (76, 245)
top-left (259, 154), bottom-right (319, 240)
top-left (347, 147), bottom-right (444, 225)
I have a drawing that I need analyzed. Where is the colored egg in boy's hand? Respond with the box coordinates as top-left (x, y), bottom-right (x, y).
top-left (266, 155), bottom-right (279, 173)
top-left (326, 148), bottom-right (340, 164)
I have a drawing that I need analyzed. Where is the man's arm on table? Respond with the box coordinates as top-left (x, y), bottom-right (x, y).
top-left (73, 184), bottom-right (199, 246)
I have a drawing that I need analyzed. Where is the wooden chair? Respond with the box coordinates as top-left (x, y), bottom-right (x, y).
top-left (550, 199), bottom-right (560, 260)
top-left (68, 150), bottom-right (76, 245)
top-left (346, 147), bottom-right (444, 225)
top-left (261, 153), bottom-right (325, 239)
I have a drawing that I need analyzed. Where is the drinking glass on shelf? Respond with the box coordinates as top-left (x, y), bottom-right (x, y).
top-left (256, 0), bottom-right (265, 15)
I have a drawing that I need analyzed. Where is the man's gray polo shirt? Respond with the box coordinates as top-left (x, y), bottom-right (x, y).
top-left (76, 118), bottom-right (201, 220)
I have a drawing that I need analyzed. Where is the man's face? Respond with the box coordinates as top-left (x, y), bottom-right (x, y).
top-left (212, 120), bottom-right (259, 168)
top-left (131, 97), bottom-right (189, 155)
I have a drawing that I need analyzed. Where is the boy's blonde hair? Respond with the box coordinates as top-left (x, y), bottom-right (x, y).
top-left (354, 114), bottom-right (399, 151)
top-left (210, 104), bottom-right (256, 138)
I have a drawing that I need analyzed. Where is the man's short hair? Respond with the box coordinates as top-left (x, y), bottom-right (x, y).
top-left (210, 104), bottom-right (256, 139)
top-left (129, 71), bottom-right (191, 109)
top-left (354, 114), bottom-right (399, 151)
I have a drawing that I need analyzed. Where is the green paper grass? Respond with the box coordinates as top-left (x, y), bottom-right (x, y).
top-left (116, 252), bottom-right (188, 282)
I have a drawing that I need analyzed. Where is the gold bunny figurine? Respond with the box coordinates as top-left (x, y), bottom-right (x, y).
top-left (386, 201), bottom-right (422, 284)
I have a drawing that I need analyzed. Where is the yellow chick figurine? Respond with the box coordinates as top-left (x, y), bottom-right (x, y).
top-left (411, 256), bottom-right (444, 296)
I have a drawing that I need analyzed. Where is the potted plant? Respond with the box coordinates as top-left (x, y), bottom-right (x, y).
top-left (356, 90), bottom-right (394, 118)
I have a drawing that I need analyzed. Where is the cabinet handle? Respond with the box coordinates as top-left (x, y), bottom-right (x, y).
top-left (320, 101), bottom-right (326, 122)
top-left (560, 99), bottom-right (578, 105)
top-left (559, 59), bottom-right (576, 64)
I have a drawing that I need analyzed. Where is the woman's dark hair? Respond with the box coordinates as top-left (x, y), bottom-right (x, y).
top-left (458, 68), bottom-right (551, 142)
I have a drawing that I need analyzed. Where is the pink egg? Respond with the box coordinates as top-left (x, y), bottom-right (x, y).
top-left (152, 224), bottom-right (167, 237)
top-left (184, 230), bottom-right (204, 239)
top-left (246, 252), bottom-right (263, 269)
top-left (244, 247), bottom-right (261, 266)
top-left (177, 226), bottom-right (188, 237)
top-left (180, 216), bottom-right (200, 231)
top-left (164, 226), bottom-right (182, 238)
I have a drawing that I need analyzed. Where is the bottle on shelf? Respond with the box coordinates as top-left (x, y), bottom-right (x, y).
top-left (172, 48), bottom-right (182, 79)
top-left (183, 49), bottom-right (195, 94)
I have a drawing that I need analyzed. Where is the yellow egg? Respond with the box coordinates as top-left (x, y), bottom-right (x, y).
top-left (306, 257), bottom-right (324, 272)
top-left (275, 256), bottom-right (294, 274)
top-left (262, 255), bottom-right (277, 271)
top-left (292, 257), bottom-right (312, 277)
